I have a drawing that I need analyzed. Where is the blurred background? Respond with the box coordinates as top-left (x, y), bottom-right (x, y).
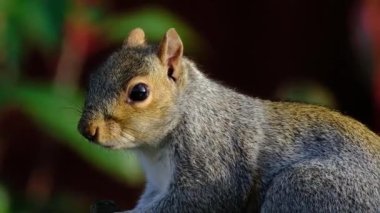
top-left (0, 0), bottom-right (379, 212)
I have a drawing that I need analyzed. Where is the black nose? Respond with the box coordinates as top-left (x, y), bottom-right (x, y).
top-left (78, 119), bottom-right (99, 142)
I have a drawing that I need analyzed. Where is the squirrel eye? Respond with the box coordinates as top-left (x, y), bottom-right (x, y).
top-left (129, 83), bottom-right (149, 102)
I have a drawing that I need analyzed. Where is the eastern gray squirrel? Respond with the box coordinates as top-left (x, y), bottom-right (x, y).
top-left (78, 28), bottom-right (380, 212)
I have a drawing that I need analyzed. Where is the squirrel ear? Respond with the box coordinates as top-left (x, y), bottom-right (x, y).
top-left (123, 28), bottom-right (146, 47)
top-left (157, 28), bottom-right (183, 80)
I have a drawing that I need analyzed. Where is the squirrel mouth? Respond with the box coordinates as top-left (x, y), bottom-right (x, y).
top-left (96, 142), bottom-right (120, 149)
top-left (87, 133), bottom-right (137, 149)
top-left (101, 144), bottom-right (117, 149)
top-left (86, 138), bottom-right (117, 149)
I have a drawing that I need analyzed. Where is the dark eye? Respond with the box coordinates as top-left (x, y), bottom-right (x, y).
top-left (129, 83), bottom-right (149, 102)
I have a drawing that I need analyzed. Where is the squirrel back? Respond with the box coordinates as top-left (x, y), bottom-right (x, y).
top-left (79, 28), bottom-right (380, 212)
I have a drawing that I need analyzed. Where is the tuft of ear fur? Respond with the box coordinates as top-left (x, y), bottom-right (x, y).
top-left (157, 28), bottom-right (183, 81)
top-left (124, 28), bottom-right (146, 47)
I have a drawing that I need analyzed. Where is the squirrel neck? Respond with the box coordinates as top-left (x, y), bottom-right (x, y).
top-left (175, 58), bottom-right (265, 133)
top-left (169, 58), bottom-right (266, 172)
top-left (176, 59), bottom-right (230, 117)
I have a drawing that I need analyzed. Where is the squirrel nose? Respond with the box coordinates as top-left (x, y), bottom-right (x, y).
top-left (79, 121), bottom-right (99, 142)
top-left (86, 125), bottom-right (99, 141)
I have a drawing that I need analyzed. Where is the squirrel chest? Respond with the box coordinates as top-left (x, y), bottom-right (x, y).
top-left (135, 148), bottom-right (174, 193)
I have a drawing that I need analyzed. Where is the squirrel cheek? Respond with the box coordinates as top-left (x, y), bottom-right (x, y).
top-left (105, 120), bottom-right (126, 140)
top-left (105, 114), bottom-right (137, 145)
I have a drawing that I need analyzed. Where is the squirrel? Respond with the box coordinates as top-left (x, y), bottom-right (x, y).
top-left (78, 28), bottom-right (380, 212)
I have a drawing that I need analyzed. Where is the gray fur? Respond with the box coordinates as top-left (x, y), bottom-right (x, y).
top-left (84, 45), bottom-right (380, 213)
top-left (132, 60), bottom-right (380, 212)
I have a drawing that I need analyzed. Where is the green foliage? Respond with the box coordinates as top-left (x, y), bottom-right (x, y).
top-left (0, 0), bottom-right (68, 82)
top-left (0, 184), bottom-right (10, 213)
top-left (0, 83), bottom-right (143, 185)
top-left (0, 0), bottom-right (67, 47)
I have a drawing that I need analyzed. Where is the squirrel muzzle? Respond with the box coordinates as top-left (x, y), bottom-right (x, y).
top-left (78, 114), bottom-right (100, 142)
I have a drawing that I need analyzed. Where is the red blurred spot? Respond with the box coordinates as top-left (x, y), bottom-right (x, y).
top-left (362, 0), bottom-right (380, 130)
top-left (64, 20), bottom-right (104, 58)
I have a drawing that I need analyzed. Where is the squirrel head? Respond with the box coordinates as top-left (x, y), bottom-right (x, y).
top-left (78, 28), bottom-right (186, 149)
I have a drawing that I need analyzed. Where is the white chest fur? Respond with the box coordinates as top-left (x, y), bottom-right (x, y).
top-left (135, 147), bottom-right (173, 193)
